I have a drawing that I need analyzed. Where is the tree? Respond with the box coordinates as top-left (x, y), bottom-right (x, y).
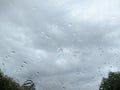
top-left (0, 71), bottom-right (36, 90)
top-left (99, 72), bottom-right (120, 90)
top-left (0, 71), bottom-right (21, 90)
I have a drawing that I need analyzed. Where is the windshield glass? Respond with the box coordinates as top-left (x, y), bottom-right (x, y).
top-left (0, 0), bottom-right (120, 90)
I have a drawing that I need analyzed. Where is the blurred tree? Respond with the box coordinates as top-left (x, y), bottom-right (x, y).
top-left (99, 72), bottom-right (120, 90)
top-left (0, 71), bottom-right (36, 90)
top-left (0, 71), bottom-right (21, 90)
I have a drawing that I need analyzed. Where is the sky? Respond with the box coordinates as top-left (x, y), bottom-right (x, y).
top-left (0, 0), bottom-right (120, 90)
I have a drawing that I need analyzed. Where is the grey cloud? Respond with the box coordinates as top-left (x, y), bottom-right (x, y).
top-left (0, 0), bottom-right (120, 90)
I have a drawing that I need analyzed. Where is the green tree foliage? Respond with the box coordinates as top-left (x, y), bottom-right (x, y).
top-left (99, 72), bottom-right (120, 90)
top-left (0, 71), bottom-right (36, 90)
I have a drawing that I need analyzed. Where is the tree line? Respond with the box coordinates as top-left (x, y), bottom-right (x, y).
top-left (1, 69), bottom-right (120, 90)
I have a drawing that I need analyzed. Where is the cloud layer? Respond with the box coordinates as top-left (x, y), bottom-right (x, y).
top-left (0, 0), bottom-right (120, 90)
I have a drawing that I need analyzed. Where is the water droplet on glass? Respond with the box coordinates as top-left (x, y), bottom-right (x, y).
top-left (21, 65), bottom-right (24, 68)
top-left (57, 48), bottom-right (63, 57)
top-left (5, 56), bottom-right (8, 58)
top-left (62, 86), bottom-right (66, 89)
top-left (23, 61), bottom-right (28, 64)
top-left (110, 66), bottom-right (112, 68)
top-left (11, 51), bottom-right (15, 54)
top-left (2, 63), bottom-right (5, 65)
top-left (68, 23), bottom-right (72, 27)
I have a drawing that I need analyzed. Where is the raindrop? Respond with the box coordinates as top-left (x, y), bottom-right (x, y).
top-left (21, 65), bottom-right (24, 68)
top-left (11, 50), bottom-right (15, 54)
top-left (99, 73), bottom-right (103, 76)
top-left (101, 50), bottom-right (104, 53)
top-left (68, 23), bottom-right (72, 27)
top-left (37, 72), bottom-right (39, 74)
top-left (23, 61), bottom-right (28, 64)
top-left (2, 63), bottom-right (5, 66)
top-left (111, 15), bottom-right (116, 19)
top-left (103, 62), bottom-right (107, 65)
top-left (110, 66), bottom-right (113, 68)
top-left (73, 54), bottom-right (77, 57)
top-left (57, 48), bottom-right (63, 57)
top-left (40, 32), bottom-right (51, 39)
top-left (3, 59), bottom-right (6, 61)
top-left (5, 56), bottom-right (8, 58)
top-left (98, 67), bottom-right (101, 72)
top-left (62, 86), bottom-right (66, 89)
top-left (22, 80), bottom-right (35, 90)
top-left (36, 72), bottom-right (40, 75)
top-left (91, 76), bottom-right (95, 79)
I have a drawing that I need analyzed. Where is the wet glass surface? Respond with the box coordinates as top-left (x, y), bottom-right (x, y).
top-left (0, 0), bottom-right (120, 90)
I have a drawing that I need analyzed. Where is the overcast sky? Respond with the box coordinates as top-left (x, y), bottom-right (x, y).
top-left (0, 0), bottom-right (120, 90)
